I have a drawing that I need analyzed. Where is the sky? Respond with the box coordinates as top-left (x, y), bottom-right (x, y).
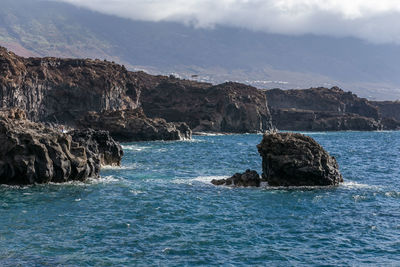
top-left (58, 0), bottom-right (400, 44)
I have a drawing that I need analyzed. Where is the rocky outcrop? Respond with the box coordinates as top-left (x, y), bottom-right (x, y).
top-left (371, 101), bottom-right (400, 130)
top-left (70, 129), bottom-right (123, 166)
top-left (211, 169), bottom-right (261, 187)
top-left (140, 79), bottom-right (273, 133)
top-left (0, 46), bottom-right (139, 123)
top-left (257, 132), bottom-right (343, 186)
top-left (0, 108), bottom-right (121, 185)
top-left (270, 109), bottom-right (381, 131)
top-left (266, 87), bottom-right (383, 131)
top-left (76, 108), bottom-right (192, 142)
top-left (0, 46), bottom-right (273, 136)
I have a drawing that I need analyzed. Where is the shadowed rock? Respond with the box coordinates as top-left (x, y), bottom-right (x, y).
top-left (76, 108), bottom-right (192, 142)
top-left (0, 109), bottom-right (122, 185)
top-left (257, 132), bottom-right (343, 186)
top-left (211, 169), bottom-right (261, 187)
top-left (70, 128), bottom-right (123, 166)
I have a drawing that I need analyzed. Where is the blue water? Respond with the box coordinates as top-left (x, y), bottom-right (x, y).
top-left (1, 132), bottom-right (400, 266)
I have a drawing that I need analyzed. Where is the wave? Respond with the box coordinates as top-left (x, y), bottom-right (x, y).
top-left (0, 175), bottom-right (122, 189)
top-left (172, 176), bottom-right (228, 185)
top-left (121, 145), bottom-right (150, 151)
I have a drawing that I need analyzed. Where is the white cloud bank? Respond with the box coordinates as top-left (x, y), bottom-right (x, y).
top-left (59, 0), bottom-right (400, 44)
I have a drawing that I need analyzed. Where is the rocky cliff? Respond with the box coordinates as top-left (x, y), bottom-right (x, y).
top-left (140, 78), bottom-right (273, 133)
top-left (0, 46), bottom-right (273, 136)
top-left (266, 87), bottom-right (385, 131)
top-left (371, 101), bottom-right (400, 130)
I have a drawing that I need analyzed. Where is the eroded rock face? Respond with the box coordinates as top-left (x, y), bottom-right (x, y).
top-left (70, 129), bottom-right (123, 166)
top-left (0, 109), bottom-right (120, 185)
top-left (257, 132), bottom-right (343, 186)
top-left (211, 169), bottom-right (261, 187)
top-left (0, 47), bottom-right (272, 135)
top-left (77, 108), bottom-right (192, 142)
top-left (266, 87), bottom-right (383, 131)
top-left (371, 101), bottom-right (400, 130)
top-left (270, 109), bottom-right (382, 131)
top-left (140, 79), bottom-right (273, 133)
top-left (0, 47), bottom-right (139, 123)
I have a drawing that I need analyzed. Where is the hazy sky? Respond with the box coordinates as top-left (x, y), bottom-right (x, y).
top-left (59, 0), bottom-right (400, 44)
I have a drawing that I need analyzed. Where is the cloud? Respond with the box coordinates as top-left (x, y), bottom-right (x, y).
top-left (58, 0), bottom-right (400, 44)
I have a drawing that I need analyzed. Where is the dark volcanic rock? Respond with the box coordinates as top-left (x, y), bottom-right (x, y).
top-left (0, 47), bottom-right (139, 123)
top-left (77, 108), bottom-right (192, 142)
top-left (0, 109), bottom-right (120, 185)
top-left (0, 47), bottom-right (273, 135)
top-left (70, 129), bottom-right (123, 166)
top-left (140, 79), bottom-right (273, 133)
top-left (371, 101), bottom-right (400, 130)
top-left (266, 87), bottom-right (382, 131)
top-left (211, 169), bottom-right (261, 187)
top-left (270, 109), bottom-right (381, 131)
top-left (257, 132), bottom-right (343, 186)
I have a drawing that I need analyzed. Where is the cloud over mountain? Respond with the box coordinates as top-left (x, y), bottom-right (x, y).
top-left (58, 0), bottom-right (400, 44)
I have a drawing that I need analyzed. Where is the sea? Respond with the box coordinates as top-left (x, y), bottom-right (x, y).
top-left (1, 131), bottom-right (400, 266)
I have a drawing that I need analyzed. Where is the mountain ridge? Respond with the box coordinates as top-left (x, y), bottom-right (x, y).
top-left (1, 0), bottom-right (400, 100)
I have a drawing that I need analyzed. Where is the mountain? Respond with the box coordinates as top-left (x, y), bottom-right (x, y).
top-left (1, 0), bottom-right (400, 100)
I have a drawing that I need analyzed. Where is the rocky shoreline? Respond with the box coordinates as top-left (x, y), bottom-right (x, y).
top-left (0, 46), bottom-right (398, 186)
top-left (0, 109), bottom-right (122, 185)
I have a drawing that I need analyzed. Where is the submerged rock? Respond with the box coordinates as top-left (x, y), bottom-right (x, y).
top-left (257, 132), bottom-right (343, 186)
top-left (211, 169), bottom-right (261, 187)
top-left (0, 109), bottom-right (121, 185)
top-left (77, 108), bottom-right (192, 142)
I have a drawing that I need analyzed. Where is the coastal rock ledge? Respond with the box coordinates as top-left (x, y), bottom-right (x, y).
top-left (0, 109), bottom-right (122, 185)
top-left (257, 132), bottom-right (343, 186)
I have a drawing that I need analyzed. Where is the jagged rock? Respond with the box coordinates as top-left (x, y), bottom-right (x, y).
top-left (257, 132), bottom-right (343, 186)
top-left (140, 79), bottom-right (273, 133)
top-left (0, 47), bottom-right (138, 123)
top-left (270, 109), bottom-right (382, 131)
top-left (211, 169), bottom-right (261, 187)
top-left (371, 101), bottom-right (400, 130)
top-left (70, 129), bottom-right (123, 166)
top-left (77, 108), bottom-right (192, 142)
top-left (0, 109), bottom-right (120, 185)
top-left (0, 47), bottom-right (273, 135)
top-left (266, 87), bottom-right (383, 131)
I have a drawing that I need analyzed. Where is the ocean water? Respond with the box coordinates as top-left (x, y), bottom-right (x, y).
top-left (1, 132), bottom-right (400, 266)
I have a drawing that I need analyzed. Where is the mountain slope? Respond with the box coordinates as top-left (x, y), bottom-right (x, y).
top-left (1, 0), bottom-right (400, 100)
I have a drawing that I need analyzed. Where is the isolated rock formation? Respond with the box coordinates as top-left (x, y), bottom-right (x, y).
top-left (140, 78), bottom-right (273, 133)
top-left (257, 132), bottom-right (343, 186)
top-left (211, 169), bottom-right (261, 187)
top-left (0, 108), bottom-right (121, 185)
top-left (77, 108), bottom-right (192, 142)
top-left (266, 87), bottom-right (383, 131)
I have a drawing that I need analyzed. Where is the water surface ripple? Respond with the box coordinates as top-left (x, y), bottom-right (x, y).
top-left (1, 132), bottom-right (400, 266)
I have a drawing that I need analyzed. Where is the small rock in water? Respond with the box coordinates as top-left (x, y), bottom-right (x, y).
top-left (257, 131), bottom-right (343, 186)
top-left (211, 169), bottom-right (261, 187)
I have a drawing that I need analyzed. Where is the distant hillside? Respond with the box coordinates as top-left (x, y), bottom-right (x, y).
top-left (1, 0), bottom-right (400, 100)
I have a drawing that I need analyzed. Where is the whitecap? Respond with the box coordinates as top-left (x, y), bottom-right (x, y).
top-left (341, 181), bottom-right (381, 190)
top-left (121, 145), bottom-right (149, 151)
top-left (172, 176), bottom-right (228, 185)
